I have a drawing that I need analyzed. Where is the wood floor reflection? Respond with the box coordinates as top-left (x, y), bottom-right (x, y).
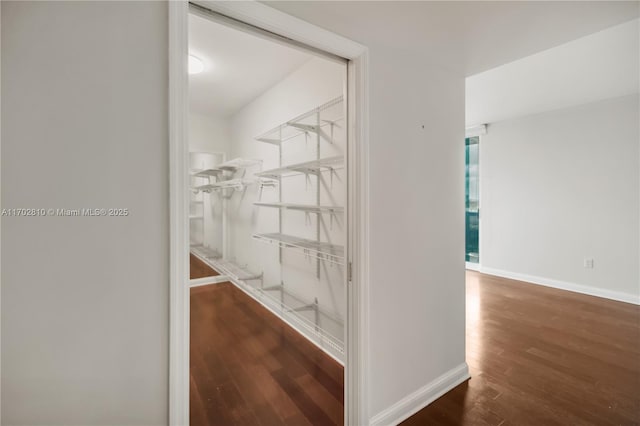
top-left (402, 271), bottom-right (640, 425)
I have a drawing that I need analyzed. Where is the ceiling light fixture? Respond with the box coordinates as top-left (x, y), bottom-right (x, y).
top-left (188, 55), bottom-right (204, 75)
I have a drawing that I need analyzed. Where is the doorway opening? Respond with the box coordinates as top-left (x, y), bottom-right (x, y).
top-left (187, 6), bottom-right (348, 425)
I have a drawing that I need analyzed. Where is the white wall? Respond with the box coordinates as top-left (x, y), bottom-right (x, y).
top-left (189, 113), bottom-right (230, 153)
top-left (227, 57), bottom-right (347, 357)
top-left (1, 2), bottom-right (168, 424)
top-left (367, 45), bottom-right (467, 421)
top-left (480, 94), bottom-right (640, 303)
top-left (2, 2), bottom-right (469, 424)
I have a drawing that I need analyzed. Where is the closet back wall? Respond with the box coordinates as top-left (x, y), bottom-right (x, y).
top-left (1, 2), bottom-right (168, 424)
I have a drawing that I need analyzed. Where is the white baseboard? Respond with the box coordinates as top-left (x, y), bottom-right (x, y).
top-left (369, 363), bottom-right (470, 426)
top-left (479, 266), bottom-right (640, 306)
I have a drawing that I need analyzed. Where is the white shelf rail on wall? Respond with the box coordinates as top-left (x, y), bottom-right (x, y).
top-left (255, 96), bottom-right (344, 146)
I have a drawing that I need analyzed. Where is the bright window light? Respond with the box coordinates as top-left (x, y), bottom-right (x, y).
top-left (189, 55), bottom-right (204, 75)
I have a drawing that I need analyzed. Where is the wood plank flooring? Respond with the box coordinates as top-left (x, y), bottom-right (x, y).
top-left (189, 257), bottom-right (344, 426)
top-left (403, 271), bottom-right (640, 426)
top-left (190, 253), bottom-right (220, 279)
top-left (189, 254), bottom-right (639, 426)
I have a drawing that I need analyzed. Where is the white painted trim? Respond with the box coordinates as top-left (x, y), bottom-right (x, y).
top-left (171, 2), bottom-right (371, 426)
top-left (189, 275), bottom-right (230, 288)
top-left (480, 266), bottom-right (640, 305)
top-left (168, 1), bottom-right (190, 425)
top-left (369, 363), bottom-right (470, 426)
top-left (194, 0), bottom-right (364, 60)
top-left (346, 51), bottom-right (370, 426)
top-left (0, 2), bottom-right (3, 419)
top-left (465, 261), bottom-right (481, 272)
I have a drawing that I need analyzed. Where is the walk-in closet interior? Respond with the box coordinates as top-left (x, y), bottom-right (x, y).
top-left (188, 6), bottom-right (347, 425)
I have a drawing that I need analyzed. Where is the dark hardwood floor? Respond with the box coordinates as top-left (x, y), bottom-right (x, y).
top-left (189, 253), bottom-right (639, 426)
top-left (190, 253), bottom-right (220, 279)
top-left (189, 257), bottom-right (344, 426)
top-left (403, 271), bottom-right (640, 426)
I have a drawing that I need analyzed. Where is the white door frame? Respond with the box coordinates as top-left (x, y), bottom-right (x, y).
top-left (168, 1), bottom-right (370, 424)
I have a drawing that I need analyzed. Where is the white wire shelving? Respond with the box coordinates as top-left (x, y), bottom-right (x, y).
top-left (212, 178), bottom-right (251, 191)
top-left (255, 156), bottom-right (343, 180)
top-left (255, 96), bottom-right (344, 146)
top-left (217, 158), bottom-right (262, 172)
top-left (252, 232), bottom-right (344, 265)
top-left (192, 184), bottom-right (215, 193)
top-left (193, 178), bottom-right (252, 193)
top-left (191, 246), bottom-right (261, 282)
top-left (248, 282), bottom-right (344, 356)
top-left (211, 259), bottom-right (263, 282)
top-left (192, 168), bottom-right (222, 178)
top-left (254, 202), bottom-right (343, 214)
top-left (190, 245), bottom-right (222, 261)
top-left (230, 95), bottom-right (347, 360)
top-left (192, 158), bottom-right (263, 194)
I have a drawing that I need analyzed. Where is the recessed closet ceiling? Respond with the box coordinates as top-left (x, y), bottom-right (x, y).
top-left (189, 13), bottom-right (313, 118)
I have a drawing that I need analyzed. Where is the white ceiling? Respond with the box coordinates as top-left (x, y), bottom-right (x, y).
top-left (189, 13), bottom-right (312, 118)
top-left (265, 1), bottom-right (639, 77)
top-left (466, 19), bottom-right (640, 125)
